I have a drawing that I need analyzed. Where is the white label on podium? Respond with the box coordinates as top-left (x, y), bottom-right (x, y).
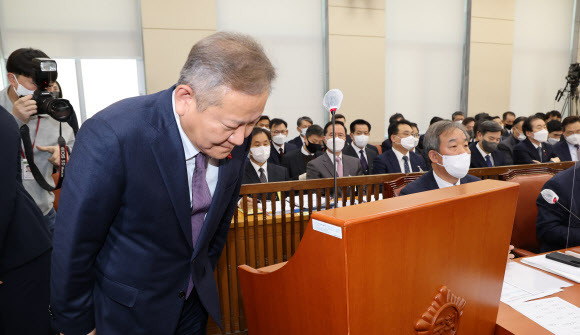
top-left (312, 219), bottom-right (342, 239)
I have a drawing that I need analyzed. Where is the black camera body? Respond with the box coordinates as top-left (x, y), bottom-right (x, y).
top-left (566, 63), bottom-right (580, 91)
top-left (31, 58), bottom-right (75, 122)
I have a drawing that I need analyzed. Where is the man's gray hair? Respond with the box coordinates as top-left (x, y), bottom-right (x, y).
top-left (177, 32), bottom-right (276, 111)
top-left (423, 120), bottom-right (469, 154)
top-left (297, 116), bottom-right (313, 127)
top-left (477, 120), bottom-right (503, 136)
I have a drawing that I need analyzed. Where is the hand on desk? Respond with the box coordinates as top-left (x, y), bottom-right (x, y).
top-left (507, 245), bottom-right (515, 262)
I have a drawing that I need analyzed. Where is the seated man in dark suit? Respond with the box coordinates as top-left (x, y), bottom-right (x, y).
top-left (373, 120), bottom-right (427, 174)
top-left (536, 164), bottom-right (580, 252)
top-left (243, 127), bottom-right (289, 185)
top-left (513, 115), bottom-right (560, 164)
top-left (501, 111), bottom-right (516, 139)
top-left (400, 120), bottom-right (480, 196)
top-left (498, 116), bottom-right (526, 165)
top-left (282, 124), bottom-right (324, 180)
top-left (469, 120), bottom-right (507, 168)
top-left (553, 116), bottom-right (580, 162)
top-left (343, 119), bottom-right (378, 175)
top-left (462, 117), bottom-right (475, 143)
top-left (307, 121), bottom-right (363, 180)
top-left (288, 116), bottom-right (313, 148)
top-left (268, 118), bottom-right (298, 165)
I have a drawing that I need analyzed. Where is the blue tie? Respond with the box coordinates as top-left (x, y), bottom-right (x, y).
top-left (359, 149), bottom-right (368, 173)
top-left (485, 154), bottom-right (492, 167)
top-left (403, 156), bottom-right (411, 173)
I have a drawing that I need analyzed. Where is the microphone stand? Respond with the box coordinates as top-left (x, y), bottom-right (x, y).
top-left (331, 108), bottom-right (338, 208)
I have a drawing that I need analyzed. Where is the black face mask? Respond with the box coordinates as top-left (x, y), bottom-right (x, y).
top-left (504, 124), bottom-right (513, 130)
top-left (467, 129), bottom-right (474, 139)
top-left (306, 142), bottom-right (321, 153)
top-left (482, 139), bottom-right (498, 153)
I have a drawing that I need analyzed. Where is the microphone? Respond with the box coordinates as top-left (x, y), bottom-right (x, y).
top-left (323, 89), bottom-right (343, 208)
top-left (540, 189), bottom-right (580, 222)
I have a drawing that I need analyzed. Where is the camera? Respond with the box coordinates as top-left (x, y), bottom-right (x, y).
top-left (566, 63), bottom-right (580, 91)
top-left (31, 58), bottom-right (75, 122)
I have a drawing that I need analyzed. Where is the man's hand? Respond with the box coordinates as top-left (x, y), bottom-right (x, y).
top-left (298, 173), bottom-right (307, 181)
top-left (507, 245), bottom-right (515, 262)
top-left (551, 157), bottom-right (561, 163)
top-left (37, 145), bottom-right (60, 166)
top-left (60, 330), bottom-right (96, 335)
top-left (12, 95), bottom-right (37, 124)
top-left (532, 160), bottom-right (541, 164)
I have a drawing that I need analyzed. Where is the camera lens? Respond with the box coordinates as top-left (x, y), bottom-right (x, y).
top-left (46, 99), bottom-right (73, 122)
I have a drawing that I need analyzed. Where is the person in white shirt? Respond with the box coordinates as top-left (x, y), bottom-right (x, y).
top-left (288, 116), bottom-right (313, 148)
top-left (469, 120), bottom-right (508, 168)
top-left (342, 119), bottom-right (378, 175)
top-left (552, 116), bottom-right (580, 162)
top-left (372, 120), bottom-right (427, 174)
top-left (268, 118), bottom-right (298, 165)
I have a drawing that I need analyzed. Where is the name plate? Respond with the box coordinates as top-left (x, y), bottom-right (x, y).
top-left (312, 219), bottom-right (342, 239)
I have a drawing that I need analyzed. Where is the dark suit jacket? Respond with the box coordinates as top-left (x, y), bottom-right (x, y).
top-left (287, 135), bottom-right (303, 149)
top-left (513, 138), bottom-right (557, 164)
top-left (469, 142), bottom-right (507, 168)
top-left (372, 149), bottom-right (427, 174)
top-left (497, 135), bottom-right (520, 165)
top-left (281, 148), bottom-right (321, 180)
top-left (51, 87), bottom-right (248, 334)
top-left (0, 108), bottom-right (51, 275)
top-left (306, 152), bottom-right (363, 179)
top-left (536, 166), bottom-right (580, 252)
top-left (242, 162), bottom-right (289, 184)
top-left (399, 170), bottom-right (481, 196)
top-left (501, 128), bottom-right (510, 138)
top-left (552, 140), bottom-right (574, 162)
top-left (381, 138), bottom-right (393, 153)
top-left (268, 142), bottom-right (298, 165)
top-left (342, 144), bottom-right (378, 175)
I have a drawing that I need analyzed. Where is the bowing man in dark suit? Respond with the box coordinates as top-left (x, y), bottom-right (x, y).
top-left (373, 120), bottom-right (427, 174)
top-left (513, 115), bottom-right (560, 165)
top-left (400, 120), bottom-right (480, 196)
top-left (343, 119), bottom-right (378, 175)
top-left (243, 127), bottom-right (289, 185)
top-left (498, 116), bottom-right (527, 165)
top-left (501, 111), bottom-right (516, 139)
top-left (50, 33), bottom-right (276, 335)
top-left (268, 118), bottom-right (298, 165)
top-left (552, 116), bottom-right (580, 162)
top-left (287, 116), bottom-right (313, 149)
top-left (536, 164), bottom-right (580, 252)
top-left (469, 120), bottom-right (507, 168)
top-left (0, 107), bottom-right (53, 335)
top-left (282, 124), bottom-right (324, 180)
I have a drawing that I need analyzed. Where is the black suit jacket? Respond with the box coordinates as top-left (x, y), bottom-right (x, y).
top-left (268, 142), bottom-right (298, 165)
top-left (536, 165), bottom-right (580, 252)
top-left (287, 135), bottom-right (303, 149)
top-left (399, 170), bottom-right (481, 196)
top-left (469, 142), bottom-right (507, 168)
top-left (497, 135), bottom-right (520, 165)
top-left (281, 148), bottom-right (321, 180)
top-left (0, 108), bottom-right (52, 275)
top-left (381, 138), bottom-right (393, 153)
top-left (242, 161), bottom-right (289, 184)
top-left (552, 140), bottom-right (574, 162)
top-left (513, 138), bottom-right (557, 164)
top-left (342, 144), bottom-right (378, 175)
top-left (372, 149), bottom-right (427, 174)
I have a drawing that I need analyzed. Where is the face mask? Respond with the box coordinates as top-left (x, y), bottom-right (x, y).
top-left (12, 75), bottom-right (35, 97)
top-left (455, 120), bottom-right (463, 124)
top-left (305, 141), bottom-right (321, 153)
top-left (547, 137), bottom-right (560, 145)
top-left (413, 136), bottom-right (420, 148)
top-left (397, 135), bottom-right (416, 150)
top-left (514, 129), bottom-right (526, 141)
top-left (467, 130), bottom-right (474, 139)
top-left (481, 139), bottom-right (498, 153)
top-left (566, 134), bottom-right (580, 146)
top-left (504, 124), bottom-right (513, 130)
top-left (250, 145), bottom-right (270, 163)
top-left (353, 135), bottom-right (369, 148)
top-left (533, 129), bottom-right (549, 143)
top-left (436, 152), bottom-right (471, 179)
top-left (272, 134), bottom-right (287, 145)
top-left (325, 137), bottom-right (345, 153)
top-left (300, 128), bottom-right (307, 136)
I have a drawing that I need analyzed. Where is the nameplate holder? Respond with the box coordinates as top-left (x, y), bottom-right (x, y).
top-left (312, 219), bottom-right (342, 239)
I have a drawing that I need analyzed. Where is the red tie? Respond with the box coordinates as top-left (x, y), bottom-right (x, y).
top-left (279, 148), bottom-right (284, 156)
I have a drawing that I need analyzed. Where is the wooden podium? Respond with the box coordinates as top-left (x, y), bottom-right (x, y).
top-left (238, 180), bottom-right (519, 334)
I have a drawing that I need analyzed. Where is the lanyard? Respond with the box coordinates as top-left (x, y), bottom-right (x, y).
top-left (21, 117), bottom-right (41, 159)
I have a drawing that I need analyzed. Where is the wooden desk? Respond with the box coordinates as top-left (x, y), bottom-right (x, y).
top-left (495, 247), bottom-right (580, 335)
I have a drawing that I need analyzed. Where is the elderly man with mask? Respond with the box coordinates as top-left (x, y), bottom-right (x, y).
top-left (400, 120), bottom-right (480, 196)
top-left (469, 120), bottom-right (508, 168)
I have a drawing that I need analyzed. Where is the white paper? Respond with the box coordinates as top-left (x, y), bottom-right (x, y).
top-left (501, 262), bottom-right (571, 305)
top-left (312, 219), bottom-right (342, 239)
top-left (522, 254), bottom-right (580, 284)
top-left (511, 297), bottom-right (580, 335)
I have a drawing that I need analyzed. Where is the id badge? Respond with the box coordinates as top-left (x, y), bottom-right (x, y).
top-left (22, 159), bottom-right (34, 180)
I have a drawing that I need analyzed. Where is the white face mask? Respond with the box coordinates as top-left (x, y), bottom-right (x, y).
top-left (12, 75), bottom-right (35, 97)
top-left (353, 135), bottom-right (369, 148)
top-left (326, 137), bottom-right (345, 153)
top-left (300, 128), bottom-right (307, 136)
top-left (455, 120), bottom-right (463, 124)
top-left (250, 145), bottom-right (270, 163)
top-left (398, 135), bottom-right (416, 150)
top-left (413, 136), bottom-right (420, 148)
top-left (566, 133), bottom-right (580, 146)
top-left (533, 129), bottom-right (549, 143)
top-left (515, 129), bottom-right (526, 141)
top-left (436, 152), bottom-right (471, 179)
top-left (547, 137), bottom-right (560, 145)
top-left (272, 134), bottom-right (287, 145)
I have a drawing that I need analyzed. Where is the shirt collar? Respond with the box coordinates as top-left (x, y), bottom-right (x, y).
top-left (172, 90), bottom-right (199, 161)
top-left (351, 141), bottom-right (365, 152)
top-left (301, 145), bottom-right (313, 156)
top-left (392, 147), bottom-right (409, 161)
top-left (433, 169), bottom-right (460, 189)
top-left (326, 150), bottom-right (342, 162)
top-left (476, 142), bottom-right (490, 158)
top-left (250, 160), bottom-right (267, 175)
top-left (272, 142), bottom-right (283, 151)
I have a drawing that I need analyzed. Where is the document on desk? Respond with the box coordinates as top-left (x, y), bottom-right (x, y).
top-left (511, 297), bottom-right (580, 335)
top-left (522, 254), bottom-right (580, 284)
top-left (500, 262), bottom-right (572, 306)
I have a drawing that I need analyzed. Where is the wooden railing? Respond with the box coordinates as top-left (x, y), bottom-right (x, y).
top-left (209, 161), bottom-right (576, 334)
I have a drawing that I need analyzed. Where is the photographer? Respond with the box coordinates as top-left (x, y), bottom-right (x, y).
top-left (0, 48), bottom-right (75, 236)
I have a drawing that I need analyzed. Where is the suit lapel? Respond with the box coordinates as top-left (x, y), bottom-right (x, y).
top-left (386, 151), bottom-right (401, 173)
top-left (245, 163), bottom-right (261, 184)
top-left (321, 153), bottom-right (335, 176)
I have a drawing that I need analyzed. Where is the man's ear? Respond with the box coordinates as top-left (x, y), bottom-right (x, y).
top-left (7, 73), bottom-right (17, 88)
top-left (174, 84), bottom-right (196, 116)
top-left (350, 133), bottom-right (355, 140)
top-left (428, 150), bottom-right (440, 164)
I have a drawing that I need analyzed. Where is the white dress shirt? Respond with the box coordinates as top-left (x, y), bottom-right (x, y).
top-left (250, 160), bottom-right (268, 182)
top-left (568, 142), bottom-right (579, 161)
top-left (433, 169), bottom-right (460, 189)
top-left (172, 90), bottom-right (219, 206)
top-left (326, 151), bottom-right (343, 174)
top-left (351, 142), bottom-right (368, 162)
top-left (392, 147), bottom-right (411, 173)
top-left (476, 142), bottom-right (495, 166)
top-left (272, 142), bottom-right (287, 154)
top-left (301, 145), bottom-right (314, 156)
